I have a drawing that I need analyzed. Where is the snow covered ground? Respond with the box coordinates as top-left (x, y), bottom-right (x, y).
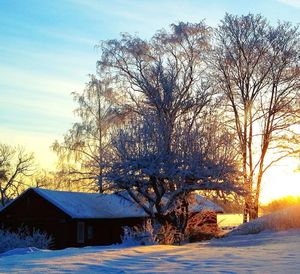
top-left (0, 229), bottom-right (300, 273)
top-left (1, 205), bottom-right (300, 273)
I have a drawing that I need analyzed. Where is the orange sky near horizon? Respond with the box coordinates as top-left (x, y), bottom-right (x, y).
top-left (260, 158), bottom-right (300, 204)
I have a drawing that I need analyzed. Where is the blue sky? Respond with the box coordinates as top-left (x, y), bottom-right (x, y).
top-left (0, 0), bottom-right (299, 169)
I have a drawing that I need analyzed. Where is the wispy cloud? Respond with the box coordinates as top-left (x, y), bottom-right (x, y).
top-left (277, 0), bottom-right (300, 8)
top-left (1, 15), bottom-right (96, 47)
top-left (0, 65), bottom-right (81, 135)
top-left (0, 42), bottom-right (97, 80)
top-left (68, 0), bottom-right (223, 33)
top-left (0, 65), bottom-right (84, 100)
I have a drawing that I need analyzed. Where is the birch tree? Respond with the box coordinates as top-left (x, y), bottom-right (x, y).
top-left (53, 75), bottom-right (123, 192)
top-left (211, 14), bottom-right (300, 221)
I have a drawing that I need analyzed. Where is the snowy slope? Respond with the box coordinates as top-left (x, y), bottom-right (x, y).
top-left (0, 229), bottom-right (299, 273)
top-left (229, 202), bottom-right (300, 235)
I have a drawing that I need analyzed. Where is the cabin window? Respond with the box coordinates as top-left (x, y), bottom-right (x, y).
top-left (77, 222), bottom-right (85, 243)
top-left (87, 225), bottom-right (94, 240)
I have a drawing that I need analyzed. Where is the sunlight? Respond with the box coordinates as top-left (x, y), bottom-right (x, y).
top-left (260, 158), bottom-right (300, 205)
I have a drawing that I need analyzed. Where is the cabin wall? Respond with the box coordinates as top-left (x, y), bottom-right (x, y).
top-left (70, 217), bottom-right (145, 247)
top-left (0, 191), bottom-right (146, 249)
top-left (0, 190), bottom-right (72, 249)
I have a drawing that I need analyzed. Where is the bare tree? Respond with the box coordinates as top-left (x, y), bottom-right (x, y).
top-left (53, 75), bottom-right (123, 192)
top-left (0, 144), bottom-right (35, 206)
top-left (98, 22), bottom-right (241, 236)
top-left (211, 14), bottom-right (300, 221)
top-left (32, 169), bottom-right (81, 192)
top-left (104, 111), bottom-right (240, 236)
top-left (98, 21), bottom-right (214, 172)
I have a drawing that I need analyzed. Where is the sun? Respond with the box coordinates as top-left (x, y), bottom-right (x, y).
top-left (260, 158), bottom-right (300, 205)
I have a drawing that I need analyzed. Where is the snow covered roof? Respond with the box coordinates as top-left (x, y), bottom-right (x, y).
top-left (32, 188), bottom-right (148, 219)
top-left (191, 195), bottom-right (223, 213)
top-left (2, 188), bottom-right (223, 219)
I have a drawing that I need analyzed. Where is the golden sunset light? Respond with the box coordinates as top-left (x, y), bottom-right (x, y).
top-left (0, 0), bottom-right (300, 272)
top-left (261, 159), bottom-right (300, 204)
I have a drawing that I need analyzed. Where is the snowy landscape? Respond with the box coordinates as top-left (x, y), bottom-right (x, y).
top-left (1, 205), bottom-right (300, 273)
top-left (1, 1), bottom-right (300, 273)
top-left (0, 229), bottom-right (299, 273)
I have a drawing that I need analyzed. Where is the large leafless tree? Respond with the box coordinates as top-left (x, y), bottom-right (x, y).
top-left (211, 14), bottom-right (300, 221)
top-left (98, 22), bottom-right (241, 235)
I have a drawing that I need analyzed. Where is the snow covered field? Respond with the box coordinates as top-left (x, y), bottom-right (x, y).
top-left (0, 229), bottom-right (299, 273)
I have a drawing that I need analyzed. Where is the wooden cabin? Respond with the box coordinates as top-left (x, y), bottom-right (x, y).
top-left (0, 188), bottom-right (223, 248)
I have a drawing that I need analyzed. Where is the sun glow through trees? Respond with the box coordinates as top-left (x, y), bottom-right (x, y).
top-left (260, 158), bottom-right (300, 204)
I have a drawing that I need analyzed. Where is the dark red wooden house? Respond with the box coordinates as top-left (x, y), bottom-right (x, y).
top-left (0, 188), bottom-right (148, 249)
top-left (0, 188), bottom-right (223, 249)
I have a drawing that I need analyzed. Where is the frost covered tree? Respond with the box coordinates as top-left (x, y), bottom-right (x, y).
top-left (106, 113), bottom-right (240, 235)
top-left (0, 228), bottom-right (53, 253)
top-left (98, 21), bottom-right (213, 169)
top-left (53, 75), bottom-right (123, 192)
top-left (98, 22), bottom-right (241, 236)
top-left (0, 144), bottom-right (35, 206)
top-left (211, 14), bottom-right (300, 221)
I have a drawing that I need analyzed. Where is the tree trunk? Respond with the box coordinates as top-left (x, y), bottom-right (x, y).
top-left (251, 170), bottom-right (263, 220)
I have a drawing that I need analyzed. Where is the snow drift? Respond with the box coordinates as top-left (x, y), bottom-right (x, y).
top-left (1, 230), bottom-right (300, 273)
top-left (228, 202), bottom-right (300, 235)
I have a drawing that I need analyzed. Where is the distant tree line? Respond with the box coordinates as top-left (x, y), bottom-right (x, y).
top-left (261, 196), bottom-right (300, 214)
